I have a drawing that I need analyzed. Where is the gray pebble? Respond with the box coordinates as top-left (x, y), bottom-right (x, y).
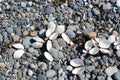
top-left (102, 3), bottom-right (112, 10)
top-left (92, 8), bottom-right (100, 15)
top-left (22, 37), bottom-right (31, 48)
top-left (14, 62), bottom-right (20, 69)
top-left (30, 64), bottom-right (36, 69)
top-left (46, 69), bottom-right (56, 78)
top-left (116, 51), bottom-right (120, 57)
top-left (21, 2), bottom-right (26, 7)
top-left (52, 40), bottom-right (60, 50)
top-left (97, 76), bottom-right (105, 80)
top-left (37, 74), bottom-right (47, 80)
top-left (58, 38), bottom-right (66, 47)
top-left (54, 63), bottom-right (61, 71)
top-left (66, 29), bottom-right (75, 38)
top-left (25, 52), bottom-right (33, 58)
top-left (114, 71), bottom-right (120, 80)
top-left (15, 27), bottom-right (22, 36)
top-left (45, 5), bottom-right (55, 14)
top-left (40, 63), bottom-right (47, 71)
top-left (0, 33), bottom-right (3, 42)
top-left (86, 66), bottom-right (95, 72)
top-left (6, 27), bottom-right (13, 33)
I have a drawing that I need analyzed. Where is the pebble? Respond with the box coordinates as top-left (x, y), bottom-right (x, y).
top-left (107, 77), bottom-right (113, 80)
top-left (108, 35), bottom-right (116, 43)
top-left (97, 76), bottom-right (105, 80)
top-left (58, 38), bottom-right (66, 47)
top-left (56, 25), bottom-right (65, 34)
top-left (14, 62), bottom-right (20, 69)
top-left (47, 40), bottom-right (52, 51)
top-left (0, 34), bottom-right (3, 42)
top-left (61, 33), bottom-right (71, 44)
top-left (0, 62), bottom-right (6, 68)
top-left (86, 66), bottom-right (95, 72)
top-left (40, 63), bottom-right (47, 71)
top-left (70, 58), bottom-right (84, 67)
top-left (116, 50), bottom-right (120, 57)
top-left (28, 69), bottom-right (33, 76)
top-left (87, 31), bottom-right (97, 38)
top-left (52, 40), bottom-right (60, 50)
top-left (45, 5), bottom-right (55, 14)
top-left (44, 52), bottom-right (54, 61)
top-left (37, 74), bottom-right (47, 80)
top-left (92, 8), bottom-right (100, 15)
top-left (6, 27), bottom-right (13, 33)
top-left (72, 67), bottom-right (85, 74)
top-left (32, 37), bottom-right (44, 43)
top-left (116, 0), bottom-right (120, 7)
top-left (105, 66), bottom-right (118, 76)
top-left (13, 35), bottom-right (20, 42)
top-left (30, 64), bottom-right (36, 69)
top-left (12, 43), bottom-right (24, 49)
top-left (99, 39), bottom-right (111, 48)
top-left (89, 47), bottom-right (99, 55)
top-left (21, 2), bottom-right (26, 7)
top-left (46, 70), bottom-right (56, 78)
top-left (23, 30), bottom-right (29, 36)
top-left (102, 3), bottom-right (112, 10)
top-left (85, 40), bottom-right (94, 50)
top-left (30, 31), bottom-right (38, 37)
top-left (100, 48), bottom-right (112, 54)
top-left (66, 29), bottom-right (75, 38)
top-left (13, 49), bottom-right (25, 58)
top-left (113, 71), bottom-right (120, 80)
top-left (66, 65), bottom-right (73, 71)
top-left (49, 32), bottom-right (58, 40)
top-left (31, 42), bottom-right (43, 48)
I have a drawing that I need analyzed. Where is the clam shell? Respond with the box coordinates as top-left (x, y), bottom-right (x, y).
top-left (99, 39), bottom-right (111, 48)
top-left (47, 40), bottom-right (52, 51)
top-left (12, 43), bottom-right (24, 49)
top-left (49, 32), bottom-right (58, 40)
top-left (55, 25), bottom-right (65, 34)
top-left (13, 50), bottom-right (24, 58)
top-left (70, 58), bottom-right (84, 67)
top-left (32, 37), bottom-right (44, 43)
top-left (61, 33), bottom-right (71, 44)
top-left (72, 67), bottom-right (85, 74)
top-left (46, 22), bottom-right (56, 37)
top-left (31, 42), bottom-right (43, 48)
top-left (44, 52), bottom-right (53, 61)
top-left (84, 40), bottom-right (94, 50)
top-left (89, 47), bottom-right (99, 55)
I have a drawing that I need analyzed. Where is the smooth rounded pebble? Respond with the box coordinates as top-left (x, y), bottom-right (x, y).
top-left (47, 40), bottom-right (52, 51)
top-left (61, 33), bottom-right (71, 44)
top-left (108, 35), bottom-right (116, 43)
top-left (12, 43), bottom-right (24, 49)
top-left (32, 37), bottom-right (44, 43)
top-left (116, 0), bottom-right (120, 7)
top-left (89, 47), bottom-right (99, 55)
top-left (66, 66), bottom-right (73, 71)
top-left (70, 58), bottom-right (84, 67)
top-left (28, 69), bottom-right (33, 76)
top-left (116, 50), bottom-right (120, 57)
top-left (46, 70), bottom-right (56, 78)
top-left (58, 38), bottom-right (66, 47)
top-left (99, 39), bottom-right (111, 48)
top-left (13, 50), bottom-right (25, 58)
top-left (113, 71), bottom-right (120, 80)
top-left (37, 74), bottom-right (47, 80)
top-left (85, 40), bottom-right (94, 50)
top-left (55, 25), bottom-right (65, 34)
top-left (31, 42), bottom-right (43, 48)
top-left (52, 40), bottom-right (60, 50)
top-left (72, 67), bottom-right (85, 74)
top-left (66, 29), bottom-right (75, 38)
top-left (46, 22), bottom-right (56, 37)
top-left (49, 32), bottom-right (58, 40)
top-left (105, 66), bottom-right (118, 76)
top-left (44, 52), bottom-right (54, 61)
top-left (0, 62), bottom-right (6, 68)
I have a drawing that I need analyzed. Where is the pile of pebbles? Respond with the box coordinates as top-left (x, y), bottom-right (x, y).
top-left (0, 0), bottom-right (120, 80)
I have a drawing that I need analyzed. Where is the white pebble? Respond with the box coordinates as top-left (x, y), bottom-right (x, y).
top-left (72, 67), bottom-right (85, 74)
top-left (108, 35), bottom-right (116, 43)
top-left (44, 52), bottom-right (54, 61)
top-left (31, 42), bottom-right (43, 48)
top-left (56, 25), bottom-right (65, 34)
top-left (47, 40), bottom-right (52, 51)
top-left (70, 58), bottom-right (84, 67)
top-left (13, 50), bottom-right (25, 58)
top-left (85, 40), bottom-right (94, 50)
top-left (66, 66), bottom-right (73, 71)
top-left (61, 33), bottom-right (71, 44)
top-left (49, 32), bottom-right (58, 40)
top-left (99, 39), bottom-right (111, 48)
top-left (32, 37), bottom-right (44, 43)
top-left (89, 47), bottom-right (99, 55)
top-left (100, 48), bottom-right (111, 54)
top-left (116, 0), bottom-right (120, 7)
top-left (12, 43), bottom-right (24, 49)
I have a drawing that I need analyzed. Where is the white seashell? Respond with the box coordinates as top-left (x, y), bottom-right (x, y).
top-left (32, 37), bottom-right (44, 43)
top-left (89, 47), bottom-right (99, 55)
top-left (70, 58), bottom-right (84, 67)
top-left (13, 50), bottom-right (24, 58)
top-left (105, 66), bottom-right (118, 76)
top-left (116, 0), bottom-right (120, 7)
top-left (56, 25), bottom-right (65, 34)
top-left (46, 22), bottom-right (56, 37)
top-left (100, 48), bottom-right (111, 54)
top-left (99, 39), bottom-right (111, 48)
top-left (84, 40), bottom-right (94, 50)
top-left (47, 40), bottom-right (52, 51)
top-left (49, 32), bottom-right (58, 40)
top-left (72, 67), bottom-right (85, 74)
top-left (66, 66), bottom-right (73, 71)
top-left (108, 35), bottom-right (116, 43)
top-left (31, 42), bottom-right (43, 48)
top-left (61, 33), bottom-right (71, 44)
top-left (12, 43), bottom-right (24, 49)
top-left (44, 52), bottom-right (53, 61)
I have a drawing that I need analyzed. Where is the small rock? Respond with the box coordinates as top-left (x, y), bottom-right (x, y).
top-left (85, 40), bottom-right (94, 50)
top-left (116, 0), bottom-right (120, 7)
top-left (100, 48), bottom-right (112, 54)
top-left (23, 30), bottom-right (29, 36)
top-left (20, 11), bottom-right (26, 18)
top-left (92, 8), bottom-right (100, 15)
top-left (86, 66), bottom-right (95, 72)
top-left (113, 71), bottom-right (120, 80)
top-left (46, 70), bottom-right (56, 78)
top-left (44, 52), bottom-right (54, 61)
top-left (56, 25), bottom-right (65, 34)
top-left (105, 66), bottom-right (118, 76)
top-left (87, 31), bottom-right (97, 38)
top-left (12, 43), bottom-right (24, 49)
top-left (61, 33), bottom-right (71, 44)
top-left (30, 31), bottom-right (38, 37)
top-left (45, 5), bottom-right (55, 14)
top-left (49, 32), bottom-right (58, 40)
top-left (112, 30), bottom-right (118, 37)
top-left (40, 63), bottom-right (47, 71)
top-left (52, 40), bottom-right (60, 50)
top-left (32, 37), bottom-right (44, 43)
top-left (0, 34), bottom-right (3, 42)
top-left (102, 3), bottom-right (112, 10)
top-left (6, 27), bottom-right (13, 33)
top-left (97, 76), bottom-right (105, 80)
top-left (72, 67), bottom-right (85, 74)
top-left (37, 74), bottom-right (47, 80)
top-left (13, 35), bottom-right (20, 42)
top-left (31, 42), bottom-right (43, 48)
top-left (66, 29), bottom-right (75, 38)
top-left (89, 47), bottom-right (99, 55)
top-left (58, 77), bottom-right (64, 80)
top-left (70, 58), bottom-right (84, 67)
top-left (47, 40), bottom-right (52, 51)
top-left (14, 62), bottom-right (20, 69)
top-left (99, 39), bottom-right (111, 48)
top-left (28, 69), bottom-right (33, 76)
top-left (0, 62), bottom-right (6, 68)
top-left (30, 64), bottom-right (36, 69)
top-left (116, 50), bottom-right (120, 57)
top-left (58, 38), bottom-right (66, 47)
top-left (66, 65), bottom-right (73, 71)
top-left (108, 35), bottom-right (116, 43)
top-left (107, 77), bottom-right (113, 80)
top-left (21, 2), bottom-right (26, 7)
top-left (13, 49), bottom-right (25, 58)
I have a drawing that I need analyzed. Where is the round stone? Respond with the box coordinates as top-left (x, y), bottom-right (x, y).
top-left (44, 52), bottom-right (54, 61)
top-left (70, 58), bottom-right (84, 67)
top-left (14, 62), bottom-right (20, 69)
top-left (108, 35), bottom-right (116, 43)
top-left (66, 29), bottom-right (76, 38)
top-left (13, 35), bottom-right (20, 42)
top-left (45, 5), bottom-right (55, 14)
top-left (46, 70), bottom-right (56, 78)
top-left (30, 31), bottom-right (38, 37)
top-left (13, 50), bottom-right (25, 58)
top-left (28, 69), bottom-right (33, 76)
top-left (116, 50), bottom-right (120, 57)
top-left (89, 47), bottom-right (99, 55)
top-left (99, 39), bottom-right (111, 48)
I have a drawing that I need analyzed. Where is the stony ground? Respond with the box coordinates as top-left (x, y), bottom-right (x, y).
top-left (0, 0), bottom-right (120, 80)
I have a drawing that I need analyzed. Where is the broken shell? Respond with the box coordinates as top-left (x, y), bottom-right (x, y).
top-left (47, 40), bottom-right (52, 51)
top-left (61, 33), bottom-right (71, 44)
top-left (13, 50), bottom-right (25, 58)
top-left (49, 32), bottom-right (58, 40)
top-left (55, 25), bottom-right (65, 34)
top-left (12, 43), bottom-right (24, 49)
top-left (46, 22), bottom-right (56, 37)
top-left (99, 39), bottom-right (111, 48)
top-left (85, 40), bottom-right (94, 50)
top-left (31, 42), bottom-right (43, 48)
top-left (44, 52), bottom-right (53, 61)
top-left (89, 47), bottom-right (99, 55)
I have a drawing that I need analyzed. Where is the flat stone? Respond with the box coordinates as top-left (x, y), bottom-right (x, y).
top-left (6, 27), bottom-right (13, 33)
top-left (105, 66), bottom-right (118, 76)
top-left (40, 63), bottom-right (47, 71)
top-left (70, 58), bottom-right (84, 67)
top-left (99, 39), bottom-right (111, 48)
top-left (58, 38), bottom-right (66, 47)
top-left (72, 67), bottom-right (85, 74)
top-left (30, 64), bottom-right (36, 69)
top-left (116, 0), bottom-right (120, 7)
top-left (31, 42), bottom-right (43, 48)
top-left (89, 47), bottom-right (99, 55)
top-left (97, 76), bottom-right (105, 80)
top-left (46, 70), bottom-right (56, 78)
top-left (102, 3), bottom-right (112, 10)
top-left (85, 40), bottom-right (94, 50)
top-left (13, 50), bottom-right (25, 58)
top-left (114, 71), bottom-right (120, 80)
top-left (12, 43), bottom-right (24, 49)
top-left (92, 8), bottom-right (100, 15)
top-left (0, 62), bottom-right (6, 68)
top-left (30, 31), bottom-right (38, 37)
top-left (28, 69), bottom-right (33, 76)
top-left (108, 35), bottom-right (116, 43)
top-left (0, 34), bottom-right (3, 42)
top-left (44, 52), bottom-right (54, 61)
top-left (86, 66), bottom-right (95, 72)
top-left (23, 30), bottom-right (29, 36)
top-left (66, 29), bottom-right (76, 38)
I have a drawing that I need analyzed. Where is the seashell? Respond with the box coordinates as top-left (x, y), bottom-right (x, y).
top-left (61, 33), bottom-right (71, 44)
top-left (49, 32), bottom-right (58, 40)
top-left (32, 37), bottom-right (44, 43)
top-left (55, 25), bottom-right (65, 34)
top-left (99, 39), bottom-right (111, 48)
top-left (47, 40), bottom-right (52, 51)
top-left (100, 48), bottom-right (112, 54)
top-left (70, 58), bottom-right (84, 67)
top-left (52, 40), bottom-right (60, 50)
top-left (72, 67), bottom-right (85, 74)
top-left (31, 42), bottom-right (43, 48)
top-left (84, 40), bottom-right (94, 50)
top-left (46, 22), bottom-right (56, 37)
top-left (108, 35), bottom-right (116, 43)
top-left (44, 52), bottom-right (53, 61)
top-left (89, 47), bottom-right (99, 55)
top-left (58, 38), bottom-right (66, 47)
top-left (66, 29), bottom-right (75, 38)
top-left (13, 50), bottom-right (25, 58)
top-left (12, 43), bottom-right (24, 49)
